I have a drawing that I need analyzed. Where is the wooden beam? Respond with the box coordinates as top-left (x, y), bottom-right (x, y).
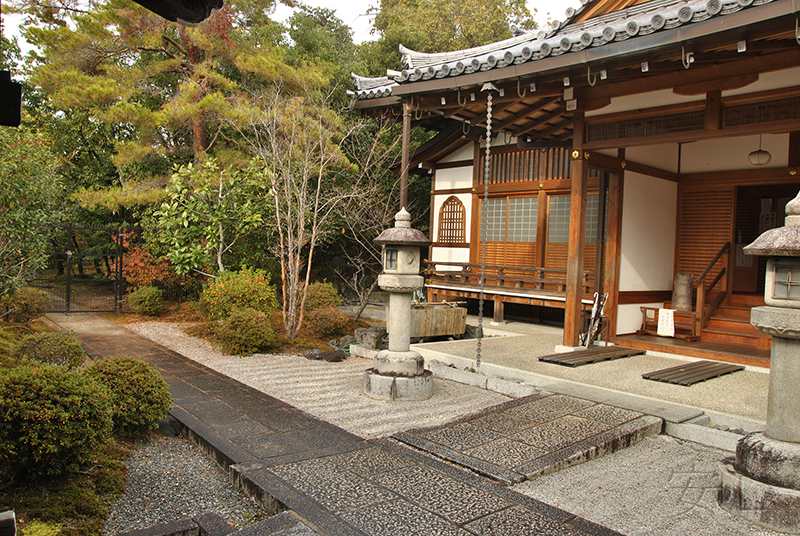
top-left (673, 73), bottom-right (760, 96)
top-left (564, 111), bottom-right (589, 347)
top-left (494, 96), bottom-right (561, 131)
top-left (575, 49), bottom-right (800, 103)
top-left (680, 166), bottom-right (800, 185)
top-left (705, 90), bottom-right (722, 131)
top-left (603, 148), bottom-right (625, 337)
top-left (512, 107), bottom-right (566, 137)
top-left (584, 116), bottom-right (800, 150)
top-left (536, 189), bottom-right (547, 269)
top-left (532, 118), bottom-right (574, 140)
top-left (401, 101), bottom-right (411, 210)
top-left (790, 132), bottom-right (800, 168)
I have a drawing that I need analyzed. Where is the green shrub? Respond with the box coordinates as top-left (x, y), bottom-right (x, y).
top-left (200, 268), bottom-right (278, 320)
top-left (13, 332), bottom-right (87, 368)
top-left (0, 365), bottom-right (113, 479)
top-left (127, 285), bottom-right (164, 316)
top-left (1, 287), bottom-right (51, 323)
top-left (304, 306), bottom-right (348, 337)
top-left (215, 308), bottom-right (280, 355)
top-left (84, 356), bottom-right (172, 436)
top-left (305, 281), bottom-right (341, 312)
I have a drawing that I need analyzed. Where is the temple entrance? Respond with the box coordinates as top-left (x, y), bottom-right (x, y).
top-left (732, 183), bottom-right (799, 296)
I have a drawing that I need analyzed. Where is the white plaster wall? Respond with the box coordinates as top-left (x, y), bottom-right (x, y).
top-left (679, 134), bottom-right (788, 173)
top-left (625, 143), bottom-right (680, 173)
top-left (617, 173), bottom-right (678, 335)
top-left (434, 166), bottom-right (473, 190)
top-left (431, 192), bottom-right (472, 242)
top-left (723, 66), bottom-right (800, 97)
top-left (617, 303), bottom-right (661, 335)
top-left (430, 246), bottom-right (470, 270)
top-left (440, 143), bottom-right (474, 163)
top-left (586, 89), bottom-right (702, 117)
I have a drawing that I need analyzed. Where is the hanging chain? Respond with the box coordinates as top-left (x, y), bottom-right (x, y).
top-left (476, 91), bottom-right (493, 370)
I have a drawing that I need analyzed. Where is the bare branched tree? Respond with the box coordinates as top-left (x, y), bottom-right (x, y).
top-left (232, 86), bottom-right (402, 338)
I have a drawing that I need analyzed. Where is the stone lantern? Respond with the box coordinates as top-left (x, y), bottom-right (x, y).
top-left (363, 208), bottom-right (434, 401)
top-left (718, 191), bottom-right (800, 532)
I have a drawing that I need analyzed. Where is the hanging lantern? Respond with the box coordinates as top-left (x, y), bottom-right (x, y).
top-left (749, 135), bottom-right (772, 166)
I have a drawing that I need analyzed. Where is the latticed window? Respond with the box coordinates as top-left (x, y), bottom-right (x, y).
top-left (438, 196), bottom-right (466, 243)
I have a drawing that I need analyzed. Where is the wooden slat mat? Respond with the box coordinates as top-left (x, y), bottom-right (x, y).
top-left (642, 360), bottom-right (744, 386)
top-left (539, 346), bottom-right (646, 367)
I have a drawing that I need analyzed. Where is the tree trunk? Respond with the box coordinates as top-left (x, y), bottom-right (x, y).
top-left (354, 278), bottom-right (379, 321)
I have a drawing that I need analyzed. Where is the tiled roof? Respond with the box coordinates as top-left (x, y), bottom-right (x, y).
top-left (348, 0), bottom-right (777, 100)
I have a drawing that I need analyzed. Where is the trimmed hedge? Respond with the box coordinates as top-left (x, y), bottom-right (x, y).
top-left (1, 287), bottom-right (51, 323)
top-left (0, 365), bottom-right (113, 479)
top-left (84, 356), bottom-right (172, 436)
top-left (126, 286), bottom-right (164, 316)
top-left (200, 268), bottom-right (278, 320)
top-left (304, 306), bottom-right (348, 337)
top-left (304, 281), bottom-right (341, 312)
top-left (13, 332), bottom-right (87, 369)
top-left (215, 308), bottom-right (280, 355)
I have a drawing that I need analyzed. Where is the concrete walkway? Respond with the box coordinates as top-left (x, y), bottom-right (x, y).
top-left (47, 313), bottom-right (624, 536)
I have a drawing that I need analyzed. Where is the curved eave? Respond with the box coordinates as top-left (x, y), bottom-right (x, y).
top-left (352, 96), bottom-right (402, 109)
top-left (389, 0), bottom-right (792, 97)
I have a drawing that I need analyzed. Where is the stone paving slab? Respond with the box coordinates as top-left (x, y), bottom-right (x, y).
top-left (58, 316), bottom-right (624, 536)
top-left (394, 391), bottom-right (663, 484)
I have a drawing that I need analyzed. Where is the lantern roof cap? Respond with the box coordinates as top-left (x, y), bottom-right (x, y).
top-left (745, 191), bottom-right (800, 257)
top-left (374, 208), bottom-right (430, 246)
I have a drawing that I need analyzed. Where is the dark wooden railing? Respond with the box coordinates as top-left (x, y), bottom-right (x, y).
top-left (423, 260), bottom-right (595, 296)
top-left (694, 241), bottom-right (731, 337)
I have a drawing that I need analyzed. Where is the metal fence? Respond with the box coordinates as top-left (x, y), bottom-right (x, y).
top-left (31, 225), bottom-right (125, 313)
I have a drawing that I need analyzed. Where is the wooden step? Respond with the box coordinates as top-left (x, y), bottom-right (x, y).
top-left (701, 326), bottom-right (772, 350)
top-left (611, 334), bottom-right (770, 368)
top-left (705, 316), bottom-right (761, 334)
top-left (727, 294), bottom-right (766, 308)
top-left (712, 305), bottom-right (753, 322)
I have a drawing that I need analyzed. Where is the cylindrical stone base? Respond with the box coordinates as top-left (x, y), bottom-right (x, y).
top-left (718, 457), bottom-right (800, 533)
top-left (736, 432), bottom-right (800, 490)
top-left (373, 349), bottom-right (425, 377)
top-left (363, 369), bottom-right (434, 401)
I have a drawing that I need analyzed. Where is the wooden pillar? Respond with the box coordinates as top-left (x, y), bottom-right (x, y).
top-left (603, 149), bottom-right (625, 338)
top-left (493, 296), bottom-right (504, 323)
top-left (564, 112), bottom-right (589, 347)
top-left (400, 101), bottom-right (412, 210)
top-left (594, 171), bottom-right (607, 296)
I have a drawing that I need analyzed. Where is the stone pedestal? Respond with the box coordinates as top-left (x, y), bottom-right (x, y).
top-left (717, 308), bottom-right (800, 532)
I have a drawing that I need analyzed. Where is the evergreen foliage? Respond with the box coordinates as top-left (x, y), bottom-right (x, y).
top-left (84, 356), bottom-right (172, 436)
top-left (1, 287), bottom-right (51, 323)
top-left (126, 286), bottom-right (165, 316)
top-left (214, 308), bottom-right (280, 355)
top-left (305, 281), bottom-right (342, 311)
top-left (13, 332), bottom-right (87, 369)
top-left (0, 365), bottom-right (113, 479)
top-left (199, 268), bottom-right (279, 320)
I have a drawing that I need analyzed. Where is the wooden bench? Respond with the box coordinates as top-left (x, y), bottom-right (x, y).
top-left (637, 306), bottom-right (700, 342)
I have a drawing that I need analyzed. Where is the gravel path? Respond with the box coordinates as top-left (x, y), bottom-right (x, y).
top-left (127, 322), bottom-right (510, 438)
top-left (103, 434), bottom-right (266, 536)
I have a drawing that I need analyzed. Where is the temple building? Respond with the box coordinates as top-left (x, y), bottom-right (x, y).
top-left (350, 0), bottom-right (800, 367)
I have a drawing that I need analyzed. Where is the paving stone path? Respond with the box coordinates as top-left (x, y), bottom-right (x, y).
top-left (58, 316), bottom-right (626, 536)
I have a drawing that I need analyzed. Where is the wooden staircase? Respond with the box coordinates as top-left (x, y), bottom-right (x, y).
top-left (700, 295), bottom-right (771, 350)
top-left (623, 292), bottom-right (771, 368)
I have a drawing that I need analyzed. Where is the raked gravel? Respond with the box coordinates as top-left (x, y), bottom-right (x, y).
top-left (103, 434), bottom-right (266, 536)
top-left (126, 322), bottom-right (510, 438)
